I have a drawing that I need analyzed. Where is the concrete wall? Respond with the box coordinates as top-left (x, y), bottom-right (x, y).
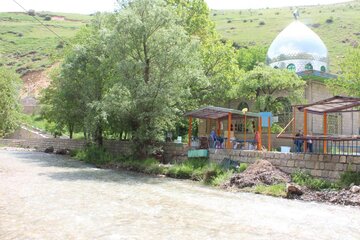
top-left (209, 149), bottom-right (360, 180)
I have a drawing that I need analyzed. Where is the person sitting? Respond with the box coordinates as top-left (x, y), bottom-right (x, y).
top-left (210, 130), bottom-right (223, 148)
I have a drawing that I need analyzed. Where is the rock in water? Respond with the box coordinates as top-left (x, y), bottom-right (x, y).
top-left (44, 146), bottom-right (54, 153)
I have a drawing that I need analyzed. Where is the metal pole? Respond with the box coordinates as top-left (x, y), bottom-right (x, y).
top-left (323, 112), bottom-right (327, 154)
top-left (268, 117), bottom-right (271, 151)
top-left (304, 109), bottom-right (307, 152)
top-left (227, 112), bottom-right (232, 149)
top-left (188, 116), bottom-right (192, 146)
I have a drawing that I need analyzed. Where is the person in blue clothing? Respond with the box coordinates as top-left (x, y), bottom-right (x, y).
top-left (294, 130), bottom-right (304, 152)
top-left (210, 129), bottom-right (223, 148)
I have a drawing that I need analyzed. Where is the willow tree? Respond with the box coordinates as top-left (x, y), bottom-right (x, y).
top-left (0, 67), bottom-right (22, 137)
top-left (239, 64), bottom-right (306, 113)
top-left (107, 0), bottom-right (202, 157)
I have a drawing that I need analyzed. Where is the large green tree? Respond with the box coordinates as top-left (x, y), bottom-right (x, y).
top-left (107, 0), bottom-right (202, 157)
top-left (239, 64), bottom-right (305, 113)
top-left (0, 67), bottom-right (22, 137)
top-left (237, 46), bottom-right (267, 72)
top-left (327, 47), bottom-right (360, 97)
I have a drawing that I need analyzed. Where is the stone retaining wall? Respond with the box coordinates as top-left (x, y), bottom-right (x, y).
top-left (209, 149), bottom-right (360, 180)
top-left (0, 138), bottom-right (187, 162)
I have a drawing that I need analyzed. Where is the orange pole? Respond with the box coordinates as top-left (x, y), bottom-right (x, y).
top-left (217, 119), bottom-right (221, 136)
top-left (323, 112), bottom-right (327, 153)
top-left (257, 117), bottom-right (262, 150)
top-left (188, 116), bottom-right (192, 146)
top-left (268, 117), bottom-right (271, 151)
top-left (304, 109), bottom-right (307, 152)
top-left (244, 113), bottom-right (247, 144)
top-left (227, 112), bottom-right (232, 149)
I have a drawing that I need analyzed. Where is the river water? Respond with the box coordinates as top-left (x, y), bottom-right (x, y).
top-left (0, 149), bottom-right (359, 239)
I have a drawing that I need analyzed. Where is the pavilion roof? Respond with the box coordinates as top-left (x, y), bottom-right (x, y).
top-left (184, 106), bottom-right (260, 120)
top-left (294, 96), bottom-right (360, 114)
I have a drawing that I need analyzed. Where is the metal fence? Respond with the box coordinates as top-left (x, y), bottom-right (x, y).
top-left (293, 136), bottom-right (360, 156)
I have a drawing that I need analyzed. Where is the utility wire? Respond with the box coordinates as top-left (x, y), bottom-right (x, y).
top-left (12, 0), bottom-right (71, 46)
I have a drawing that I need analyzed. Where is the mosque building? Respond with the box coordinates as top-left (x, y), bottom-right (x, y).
top-left (199, 15), bottom-right (359, 140)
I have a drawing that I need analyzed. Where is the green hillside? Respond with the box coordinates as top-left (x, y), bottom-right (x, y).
top-left (0, 12), bottom-right (90, 75)
top-left (211, 0), bottom-right (360, 73)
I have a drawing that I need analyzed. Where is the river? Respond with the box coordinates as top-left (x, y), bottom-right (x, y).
top-left (0, 149), bottom-right (359, 239)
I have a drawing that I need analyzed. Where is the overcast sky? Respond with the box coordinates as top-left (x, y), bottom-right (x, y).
top-left (0, 0), bottom-right (353, 14)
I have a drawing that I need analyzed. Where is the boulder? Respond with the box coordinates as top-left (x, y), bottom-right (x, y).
top-left (286, 183), bottom-right (303, 197)
top-left (350, 185), bottom-right (360, 193)
top-left (44, 146), bottom-right (54, 153)
top-left (55, 149), bottom-right (69, 155)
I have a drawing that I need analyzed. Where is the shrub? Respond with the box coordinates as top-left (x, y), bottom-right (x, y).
top-left (227, 20), bottom-right (232, 23)
top-left (339, 170), bottom-right (360, 187)
top-left (44, 16), bottom-right (51, 21)
top-left (238, 163), bottom-right (248, 172)
top-left (326, 17), bottom-right (334, 24)
top-left (75, 145), bottom-right (112, 165)
top-left (259, 20), bottom-right (265, 26)
top-left (292, 170), bottom-right (337, 190)
top-left (211, 170), bottom-right (234, 186)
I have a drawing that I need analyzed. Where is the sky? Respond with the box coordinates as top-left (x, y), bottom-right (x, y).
top-left (0, 0), bottom-right (353, 14)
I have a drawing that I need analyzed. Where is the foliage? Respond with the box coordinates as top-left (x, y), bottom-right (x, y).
top-left (75, 145), bottom-right (113, 165)
top-left (253, 184), bottom-right (287, 197)
top-left (327, 47), bottom-right (360, 97)
top-left (292, 170), bottom-right (338, 190)
top-left (238, 64), bottom-right (305, 113)
top-left (338, 170), bottom-right (360, 187)
top-left (237, 46), bottom-right (267, 72)
top-left (270, 123), bottom-right (284, 134)
top-left (238, 163), bottom-right (248, 172)
top-left (0, 67), bottom-right (22, 137)
top-left (106, 0), bottom-right (203, 157)
top-left (211, 170), bottom-right (234, 186)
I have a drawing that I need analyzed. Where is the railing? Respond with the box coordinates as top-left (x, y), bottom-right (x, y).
top-left (293, 136), bottom-right (360, 156)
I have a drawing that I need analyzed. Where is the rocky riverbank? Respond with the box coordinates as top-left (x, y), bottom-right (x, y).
top-left (221, 160), bottom-right (360, 207)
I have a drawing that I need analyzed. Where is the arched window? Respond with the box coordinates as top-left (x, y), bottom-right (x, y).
top-left (321, 66), bottom-right (326, 72)
top-left (305, 63), bottom-right (313, 71)
top-left (287, 63), bottom-right (296, 71)
top-left (237, 102), bottom-right (249, 111)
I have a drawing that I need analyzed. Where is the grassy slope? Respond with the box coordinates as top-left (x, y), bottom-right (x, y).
top-left (211, 0), bottom-right (360, 73)
top-left (0, 12), bottom-right (90, 75)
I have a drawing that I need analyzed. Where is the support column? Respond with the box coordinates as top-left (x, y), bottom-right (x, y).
top-left (227, 112), bottom-right (232, 149)
top-left (268, 117), bottom-right (271, 151)
top-left (304, 109), bottom-right (308, 152)
top-left (323, 112), bottom-right (327, 154)
top-left (244, 113), bottom-right (247, 144)
top-left (217, 119), bottom-right (221, 136)
top-left (188, 116), bottom-right (192, 147)
top-left (257, 117), bottom-right (262, 150)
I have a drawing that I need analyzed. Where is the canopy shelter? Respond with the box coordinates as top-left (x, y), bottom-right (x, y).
top-left (278, 96), bottom-right (360, 154)
top-left (184, 106), bottom-right (262, 149)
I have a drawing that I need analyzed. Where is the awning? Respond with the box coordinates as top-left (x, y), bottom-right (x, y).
top-left (184, 106), bottom-right (260, 120)
top-left (294, 96), bottom-right (360, 114)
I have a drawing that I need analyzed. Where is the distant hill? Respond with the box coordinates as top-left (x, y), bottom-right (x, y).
top-left (211, 0), bottom-right (360, 73)
top-left (0, 11), bottom-right (90, 75)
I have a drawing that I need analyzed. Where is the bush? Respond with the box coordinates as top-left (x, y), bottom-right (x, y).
top-left (292, 170), bottom-right (337, 190)
top-left (339, 170), bottom-right (360, 187)
top-left (326, 17), bottom-right (334, 24)
top-left (211, 170), bottom-right (234, 186)
top-left (227, 20), bottom-right (232, 23)
top-left (259, 21), bottom-right (265, 26)
top-left (238, 163), bottom-right (248, 172)
top-left (44, 16), bottom-right (51, 21)
top-left (75, 145), bottom-right (112, 165)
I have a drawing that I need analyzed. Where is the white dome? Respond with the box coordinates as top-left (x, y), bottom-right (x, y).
top-left (266, 20), bottom-right (329, 73)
